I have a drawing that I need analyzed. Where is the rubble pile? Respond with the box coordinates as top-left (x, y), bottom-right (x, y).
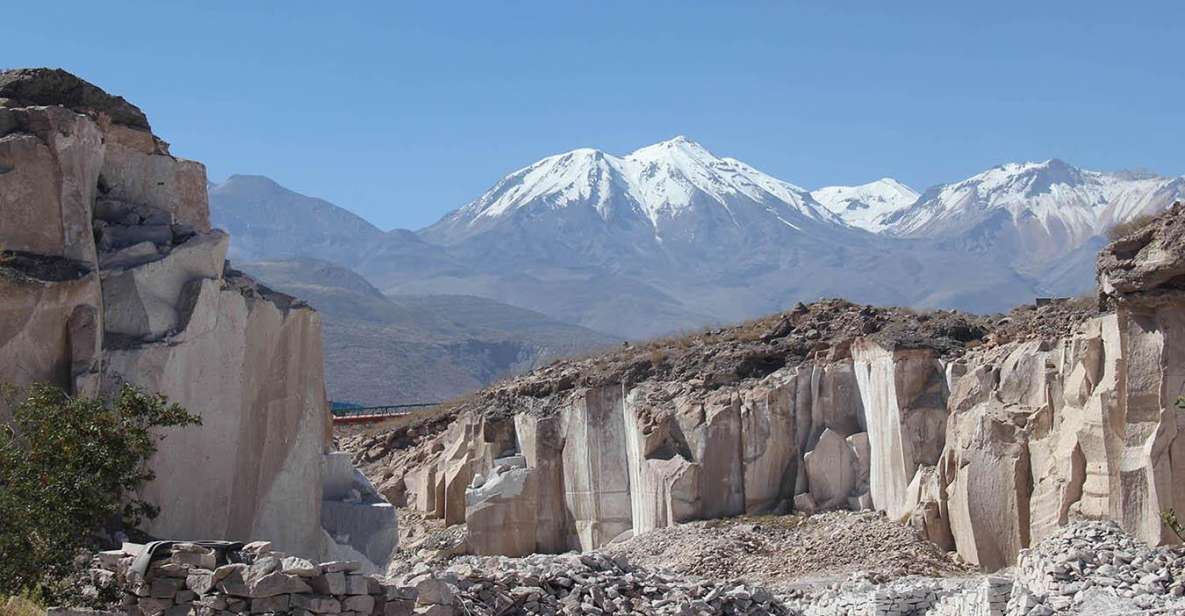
top-left (783, 575), bottom-right (1011, 616)
top-left (777, 521), bottom-right (1185, 615)
top-left (90, 540), bottom-right (801, 616)
top-left (1005, 521), bottom-right (1185, 614)
top-left (602, 512), bottom-right (969, 594)
top-left (411, 552), bottom-right (795, 616)
top-left (91, 542), bottom-right (413, 616)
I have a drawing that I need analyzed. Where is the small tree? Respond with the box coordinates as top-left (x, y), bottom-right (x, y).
top-left (1162, 397), bottom-right (1185, 543)
top-left (0, 384), bottom-right (200, 601)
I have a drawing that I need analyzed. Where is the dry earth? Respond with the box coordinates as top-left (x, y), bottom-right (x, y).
top-left (383, 508), bottom-right (972, 596)
top-left (601, 511), bottom-right (972, 595)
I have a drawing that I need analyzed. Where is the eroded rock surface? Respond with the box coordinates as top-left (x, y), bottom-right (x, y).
top-left (346, 301), bottom-right (990, 558)
top-left (0, 68), bottom-right (391, 564)
top-left (349, 204), bottom-right (1185, 573)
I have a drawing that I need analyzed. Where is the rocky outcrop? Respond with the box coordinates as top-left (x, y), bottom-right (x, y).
top-left (351, 205), bottom-right (1185, 572)
top-left (0, 69), bottom-right (392, 564)
top-left (373, 354), bottom-right (912, 557)
top-left (1098, 202), bottom-right (1185, 302)
top-left (916, 206), bottom-right (1185, 570)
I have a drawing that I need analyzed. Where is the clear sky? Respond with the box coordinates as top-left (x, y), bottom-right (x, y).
top-left (4, 2), bottom-right (1182, 230)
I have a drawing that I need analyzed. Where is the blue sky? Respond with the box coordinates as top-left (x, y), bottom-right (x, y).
top-left (5, 2), bottom-right (1182, 230)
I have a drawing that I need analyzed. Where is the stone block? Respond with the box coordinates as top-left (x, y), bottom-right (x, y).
top-left (281, 556), bottom-right (320, 577)
top-left (343, 596), bottom-right (375, 613)
top-left (100, 229), bottom-right (228, 338)
top-left (292, 595), bottom-right (342, 614)
top-left (311, 572), bottom-right (347, 595)
top-left (250, 595), bottom-right (289, 613)
top-left (465, 466), bottom-right (538, 557)
top-left (804, 428), bottom-right (856, 510)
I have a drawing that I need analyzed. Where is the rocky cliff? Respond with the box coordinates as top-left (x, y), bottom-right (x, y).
top-left (0, 68), bottom-right (392, 565)
top-left (348, 205), bottom-right (1185, 572)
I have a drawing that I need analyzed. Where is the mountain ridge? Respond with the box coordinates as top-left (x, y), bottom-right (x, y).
top-left (238, 257), bottom-right (617, 405)
top-left (210, 139), bottom-right (1183, 344)
top-left (811, 177), bottom-right (920, 232)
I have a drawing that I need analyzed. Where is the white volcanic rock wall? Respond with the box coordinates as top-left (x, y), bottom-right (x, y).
top-left (404, 356), bottom-right (901, 557)
top-left (396, 205), bottom-right (1185, 571)
top-left (0, 69), bottom-right (389, 564)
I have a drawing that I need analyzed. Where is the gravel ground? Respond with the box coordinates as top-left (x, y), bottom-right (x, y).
top-left (601, 510), bottom-right (972, 594)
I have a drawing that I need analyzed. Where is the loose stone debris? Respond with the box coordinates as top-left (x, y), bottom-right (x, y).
top-left (601, 511), bottom-right (971, 594)
top-left (83, 520), bottom-right (1185, 616)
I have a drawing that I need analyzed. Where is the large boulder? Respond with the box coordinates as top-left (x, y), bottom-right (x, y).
top-left (942, 398), bottom-right (1031, 571)
top-left (803, 428), bottom-right (856, 510)
top-left (465, 466), bottom-right (538, 557)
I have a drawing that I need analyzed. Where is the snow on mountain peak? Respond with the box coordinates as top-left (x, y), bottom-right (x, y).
top-left (811, 178), bottom-right (919, 232)
top-left (450, 137), bottom-right (839, 234)
top-left (884, 159), bottom-right (1184, 243)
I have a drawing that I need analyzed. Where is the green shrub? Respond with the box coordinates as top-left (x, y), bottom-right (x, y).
top-left (0, 383), bottom-right (200, 602)
top-left (1163, 398), bottom-right (1185, 544)
top-left (1163, 509), bottom-right (1185, 543)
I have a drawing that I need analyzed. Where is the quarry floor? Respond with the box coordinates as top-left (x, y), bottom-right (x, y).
top-left (389, 508), bottom-right (972, 595)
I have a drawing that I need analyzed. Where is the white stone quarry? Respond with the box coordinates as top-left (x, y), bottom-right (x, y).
top-left (0, 69), bottom-right (392, 565)
top-left (425, 358), bottom-right (899, 557)
top-left (400, 201), bottom-right (1185, 574)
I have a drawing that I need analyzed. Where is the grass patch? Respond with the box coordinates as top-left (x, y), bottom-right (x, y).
top-left (1106, 213), bottom-right (1158, 241)
top-left (1, 594), bottom-right (45, 616)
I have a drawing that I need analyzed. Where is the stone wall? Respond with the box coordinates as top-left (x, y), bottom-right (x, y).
top-left (90, 542), bottom-right (415, 616)
top-left (0, 68), bottom-right (392, 564)
top-left (90, 542), bottom-right (799, 616)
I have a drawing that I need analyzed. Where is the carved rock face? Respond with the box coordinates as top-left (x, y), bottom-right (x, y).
top-left (413, 202), bottom-right (1185, 571)
top-left (0, 69), bottom-right (348, 562)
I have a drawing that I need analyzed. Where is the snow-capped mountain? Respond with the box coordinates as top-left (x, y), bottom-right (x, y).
top-left (811, 178), bottom-right (919, 232)
top-left (423, 136), bottom-right (846, 248)
top-left (213, 143), bottom-right (1183, 340)
top-left (879, 159), bottom-right (1185, 278)
top-left (414, 138), bottom-right (1051, 336)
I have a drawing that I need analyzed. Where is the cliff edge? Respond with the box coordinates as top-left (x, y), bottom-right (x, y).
top-left (0, 68), bottom-right (393, 566)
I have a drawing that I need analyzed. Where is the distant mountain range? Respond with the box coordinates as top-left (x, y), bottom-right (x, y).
top-left (234, 258), bottom-right (614, 405)
top-left (210, 138), bottom-right (1183, 400)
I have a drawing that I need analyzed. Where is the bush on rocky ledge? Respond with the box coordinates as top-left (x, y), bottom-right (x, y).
top-left (0, 383), bottom-right (200, 602)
